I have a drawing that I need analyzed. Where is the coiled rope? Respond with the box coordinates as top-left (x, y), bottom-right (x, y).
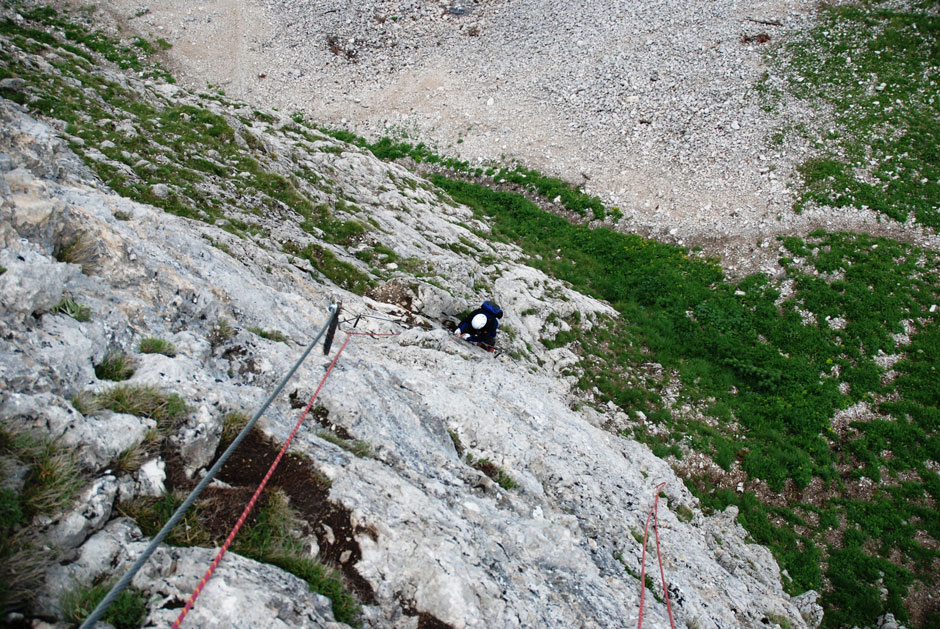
top-left (78, 304), bottom-right (339, 629)
top-left (637, 481), bottom-right (676, 629)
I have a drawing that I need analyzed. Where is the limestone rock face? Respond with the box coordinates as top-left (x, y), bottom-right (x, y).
top-left (0, 244), bottom-right (74, 320)
top-left (0, 82), bottom-right (813, 628)
top-left (36, 519), bottom-right (348, 627)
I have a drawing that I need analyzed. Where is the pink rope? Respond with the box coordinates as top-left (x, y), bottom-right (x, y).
top-left (637, 482), bottom-right (676, 629)
top-left (172, 333), bottom-right (352, 628)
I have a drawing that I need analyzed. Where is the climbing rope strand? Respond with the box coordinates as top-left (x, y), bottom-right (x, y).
top-left (78, 305), bottom-right (338, 629)
top-left (637, 482), bottom-right (676, 629)
top-left (172, 332), bottom-right (352, 628)
top-left (637, 494), bottom-right (653, 629)
top-left (653, 487), bottom-right (676, 628)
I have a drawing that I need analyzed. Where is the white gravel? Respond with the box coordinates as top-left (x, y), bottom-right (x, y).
top-left (67, 0), bottom-right (940, 274)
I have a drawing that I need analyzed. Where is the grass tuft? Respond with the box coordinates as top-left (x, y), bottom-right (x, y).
top-left (0, 429), bottom-right (84, 518)
top-left (95, 384), bottom-right (189, 434)
top-left (248, 326), bottom-right (289, 344)
top-left (208, 318), bottom-right (236, 348)
top-left (316, 430), bottom-right (371, 458)
top-left (94, 351), bottom-right (135, 381)
top-left (220, 411), bottom-right (251, 443)
top-left (466, 454), bottom-right (519, 490)
top-left (138, 337), bottom-right (176, 357)
top-left (52, 297), bottom-right (91, 322)
top-left (62, 581), bottom-right (148, 628)
top-left (54, 233), bottom-right (98, 274)
top-left (118, 491), bottom-right (210, 547)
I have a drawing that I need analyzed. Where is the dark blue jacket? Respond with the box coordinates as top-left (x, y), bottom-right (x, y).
top-left (457, 301), bottom-right (503, 345)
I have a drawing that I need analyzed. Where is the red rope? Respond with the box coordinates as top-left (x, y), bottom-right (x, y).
top-left (172, 333), bottom-right (352, 628)
top-left (637, 482), bottom-right (676, 629)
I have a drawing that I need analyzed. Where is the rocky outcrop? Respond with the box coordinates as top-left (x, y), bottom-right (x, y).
top-left (0, 39), bottom-right (819, 629)
top-left (36, 519), bottom-right (347, 628)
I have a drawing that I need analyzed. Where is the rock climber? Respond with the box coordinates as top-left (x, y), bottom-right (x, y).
top-left (455, 300), bottom-right (503, 351)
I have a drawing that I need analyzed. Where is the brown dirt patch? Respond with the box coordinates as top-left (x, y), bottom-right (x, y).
top-left (209, 429), bottom-right (377, 602)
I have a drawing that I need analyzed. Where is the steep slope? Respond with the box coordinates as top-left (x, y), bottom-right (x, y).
top-left (0, 8), bottom-right (819, 629)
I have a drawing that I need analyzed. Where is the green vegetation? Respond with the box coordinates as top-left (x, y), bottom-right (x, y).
top-left (0, 429), bottom-right (84, 518)
top-left (1, 429), bottom-right (84, 612)
top-left (266, 554), bottom-right (360, 626)
top-left (772, 1), bottom-right (940, 228)
top-left (119, 491), bottom-right (210, 547)
top-left (62, 582), bottom-right (148, 628)
top-left (466, 453), bottom-right (519, 490)
top-left (447, 430), bottom-right (465, 457)
top-left (317, 430), bottom-right (371, 458)
top-left (220, 411), bottom-right (251, 443)
top-left (54, 233), bottom-right (97, 274)
top-left (283, 241), bottom-right (372, 295)
top-left (0, 5), bottom-right (172, 82)
top-left (94, 351), bottom-right (135, 381)
top-left (319, 128), bottom-right (607, 220)
top-left (114, 442), bottom-right (145, 473)
top-left (248, 326), bottom-right (289, 344)
top-left (433, 173), bottom-right (940, 626)
top-left (81, 384), bottom-right (189, 435)
top-left (208, 318), bottom-right (236, 347)
top-left (52, 297), bottom-right (91, 322)
top-left (138, 337), bottom-right (177, 357)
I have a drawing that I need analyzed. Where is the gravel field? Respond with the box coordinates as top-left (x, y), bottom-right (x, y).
top-left (67, 0), bottom-right (940, 273)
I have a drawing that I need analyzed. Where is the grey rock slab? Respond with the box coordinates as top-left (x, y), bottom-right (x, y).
top-left (0, 77), bottom-right (27, 91)
top-left (1, 91), bottom-right (814, 628)
top-left (169, 403), bottom-right (221, 478)
top-left (46, 475), bottom-right (117, 551)
top-left (292, 330), bottom-right (808, 628)
top-left (792, 590), bottom-right (824, 628)
top-left (137, 544), bottom-right (350, 628)
top-left (38, 518), bottom-right (351, 627)
top-left (59, 410), bottom-right (156, 471)
top-left (0, 246), bottom-right (73, 320)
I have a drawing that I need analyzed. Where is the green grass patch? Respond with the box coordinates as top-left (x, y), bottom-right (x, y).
top-left (119, 491), bottom-right (210, 547)
top-left (248, 327), bottom-right (289, 344)
top-left (0, 429), bottom-right (84, 517)
top-left (317, 430), bottom-right (371, 458)
top-left (776, 1), bottom-right (940, 228)
top-left (220, 411), bottom-right (251, 443)
top-left (137, 337), bottom-right (177, 357)
top-left (94, 351), bottom-right (135, 381)
top-left (465, 454), bottom-right (519, 490)
top-left (283, 241), bottom-right (372, 295)
top-left (62, 581), bottom-right (148, 628)
top-left (93, 384), bottom-right (189, 434)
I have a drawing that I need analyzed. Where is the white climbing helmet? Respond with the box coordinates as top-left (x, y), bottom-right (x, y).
top-left (471, 313), bottom-right (488, 330)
